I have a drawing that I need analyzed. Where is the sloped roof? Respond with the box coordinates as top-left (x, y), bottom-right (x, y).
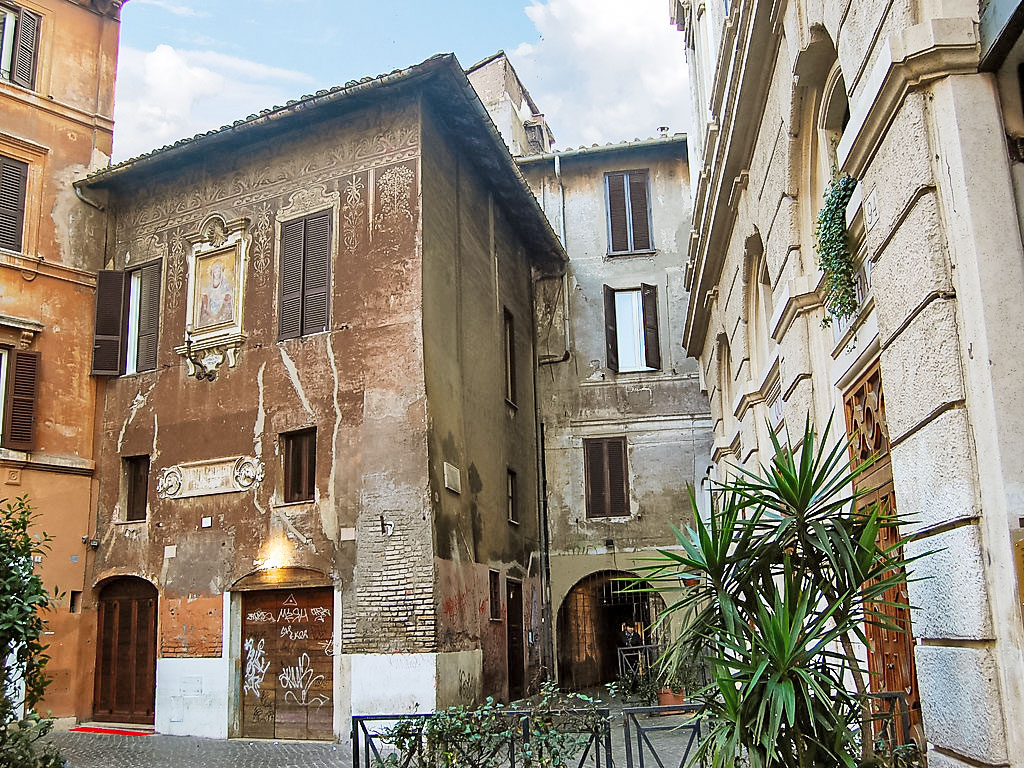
top-left (79, 54), bottom-right (566, 268)
top-left (516, 133), bottom-right (688, 166)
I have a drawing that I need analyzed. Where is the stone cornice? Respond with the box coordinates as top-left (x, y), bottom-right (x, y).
top-left (838, 17), bottom-right (981, 177)
top-left (683, 0), bottom-right (785, 357)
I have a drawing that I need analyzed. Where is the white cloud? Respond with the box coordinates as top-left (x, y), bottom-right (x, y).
top-left (112, 45), bottom-right (315, 161)
top-left (133, 0), bottom-right (205, 17)
top-left (509, 0), bottom-right (690, 149)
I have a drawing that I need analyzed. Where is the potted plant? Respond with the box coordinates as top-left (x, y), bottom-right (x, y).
top-left (655, 644), bottom-right (702, 708)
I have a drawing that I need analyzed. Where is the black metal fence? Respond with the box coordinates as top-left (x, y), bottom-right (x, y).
top-left (621, 704), bottom-right (702, 768)
top-left (351, 708), bottom-right (613, 768)
top-left (617, 644), bottom-right (663, 678)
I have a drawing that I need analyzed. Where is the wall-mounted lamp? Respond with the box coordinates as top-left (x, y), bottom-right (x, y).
top-left (88, 539), bottom-right (100, 550)
top-left (185, 331), bottom-right (217, 382)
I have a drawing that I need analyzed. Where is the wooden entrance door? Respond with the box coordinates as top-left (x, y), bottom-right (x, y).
top-left (94, 578), bottom-right (157, 724)
top-left (506, 580), bottom-right (525, 701)
top-left (241, 587), bottom-right (333, 740)
top-left (844, 362), bottom-right (922, 739)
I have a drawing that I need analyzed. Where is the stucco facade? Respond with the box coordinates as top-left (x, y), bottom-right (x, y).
top-left (518, 139), bottom-right (713, 688)
top-left (673, 0), bottom-right (1024, 765)
top-left (0, 0), bottom-right (123, 722)
top-left (77, 55), bottom-right (565, 739)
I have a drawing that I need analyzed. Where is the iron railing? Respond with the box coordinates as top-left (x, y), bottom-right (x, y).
top-left (617, 643), bottom-right (664, 678)
top-left (622, 704), bottom-right (702, 768)
top-left (351, 708), bottom-right (612, 768)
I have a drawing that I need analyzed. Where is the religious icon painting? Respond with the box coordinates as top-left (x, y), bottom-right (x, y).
top-left (192, 246), bottom-right (239, 332)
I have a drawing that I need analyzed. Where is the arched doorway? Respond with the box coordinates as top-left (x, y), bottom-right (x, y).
top-left (556, 571), bottom-right (665, 690)
top-left (93, 577), bottom-right (158, 724)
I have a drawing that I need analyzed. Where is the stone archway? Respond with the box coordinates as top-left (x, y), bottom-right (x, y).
top-left (93, 576), bottom-right (158, 724)
top-left (556, 570), bottom-right (664, 690)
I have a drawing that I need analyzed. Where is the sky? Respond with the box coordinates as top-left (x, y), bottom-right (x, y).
top-left (112, 0), bottom-right (691, 162)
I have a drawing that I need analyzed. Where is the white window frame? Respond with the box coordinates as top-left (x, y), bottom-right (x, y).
top-left (124, 268), bottom-right (142, 375)
top-left (0, 6), bottom-right (16, 83)
top-left (613, 289), bottom-right (654, 373)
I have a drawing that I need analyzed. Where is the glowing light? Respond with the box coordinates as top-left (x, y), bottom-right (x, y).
top-left (256, 534), bottom-right (292, 571)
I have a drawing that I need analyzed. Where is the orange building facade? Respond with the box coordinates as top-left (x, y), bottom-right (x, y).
top-left (0, 0), bottom-right (123, 721)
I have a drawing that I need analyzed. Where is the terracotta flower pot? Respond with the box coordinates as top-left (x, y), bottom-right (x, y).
top-left (657, 689), bottom-right (687, 709)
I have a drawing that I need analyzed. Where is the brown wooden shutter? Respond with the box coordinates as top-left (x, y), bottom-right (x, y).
top-left (628, 171), bottom-right (651, 251)
top-left (606, 173), bottom-right (629, 253)
top-left (301, 212), bottom-right (331, 335)
top-left (584, 437), bottom-right (629, 518)
top-left (0, 155), bottom-right (28, 252)
top-left (92, 270), bottom-right (127, 376)
top-left (11, 8), bottom-right (40, 90)
top-left (136, 261), bottom-right (162, 372)
top-left (606, 437), bottom-right (629, 517)
top-left (641, 283), bottom-right (661, 370)
top-left (584, 439), bottom-right (607, 518)
top-left (279, 219), bottom-right (304, 339)
top-left (2, 349), bottom-right (39, 451)
top-left (603, 285), bottom-right (618, 372)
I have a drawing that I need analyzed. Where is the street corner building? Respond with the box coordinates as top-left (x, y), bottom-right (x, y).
top-left (671, 0), bottom-right (1024, 765)
top-left (0, 0), bottom-right (125, 725)
top-left (74, 53), bottom-right (567, 740)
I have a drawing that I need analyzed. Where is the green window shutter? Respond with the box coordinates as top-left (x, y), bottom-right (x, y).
top-left (641, 282), bottom-right (661, 370)
top-left (628, 171), bottom-right (651, 251)
top-left (136, 261), bottom-right (162, 372)
top-left (603, 284), bottom-right (618, 372)
top-left (279, 218), bottom-right (305, 339)
top-left (301, 212), bottom-right (331, 335)
top-left (11, 8), bottom-right (40, 90)
top-left (606, 173), bottom-right (629, 253)
top-left (92, 270), bottom-right (126, 376)
top-left (2, 349), bottom-right (39, 451)
top-left (0, 155), bottom-right (28, 252)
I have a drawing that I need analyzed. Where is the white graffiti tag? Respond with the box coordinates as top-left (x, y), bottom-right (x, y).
top-left (243, 638), bottom-right (271, 698)
top-left (310, 606), bottom-right (331, 623)
top-left (278, 653), bottom-right (329, 708)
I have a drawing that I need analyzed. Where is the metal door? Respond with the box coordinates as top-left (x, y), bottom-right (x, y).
top-left (506, 580), bottom-right (525, 701)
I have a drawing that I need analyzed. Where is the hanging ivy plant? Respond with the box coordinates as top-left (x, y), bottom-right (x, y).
top-left (813, 171), bottom-right (858, 324)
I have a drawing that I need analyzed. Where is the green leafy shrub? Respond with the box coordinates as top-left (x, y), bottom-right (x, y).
top-left (1, 496), bottom-right (63, 768)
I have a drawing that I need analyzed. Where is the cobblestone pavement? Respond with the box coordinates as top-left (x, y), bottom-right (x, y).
top-left (48, 730), bottom-right (351, 768)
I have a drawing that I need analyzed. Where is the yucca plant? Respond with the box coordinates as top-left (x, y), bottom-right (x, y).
top-left (638, 418), bottom-right (925, 768)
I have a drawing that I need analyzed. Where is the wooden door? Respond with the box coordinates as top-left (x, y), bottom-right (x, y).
top-left (506, 580), bottom-right (525, 701)
top-left (94, 578), bottom-right (157, 724)
top-left (241, 588), bottom-right (333, 740)
top-left (844, 363), bottom-right (922, 739)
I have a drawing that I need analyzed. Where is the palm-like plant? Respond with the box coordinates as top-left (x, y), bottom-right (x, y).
top-left (639, 418), bottom-right (924, 768)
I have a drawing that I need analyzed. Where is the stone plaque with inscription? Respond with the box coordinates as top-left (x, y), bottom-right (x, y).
top-left (156, 456), bottom-right (265, 500)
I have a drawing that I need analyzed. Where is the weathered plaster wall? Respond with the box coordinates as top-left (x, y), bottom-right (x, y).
top-left (421, 102), bottom-right (543, 702)
top-left (520, 145), bottom-right (713, 680)
top-left (89, 98), bottom-right (431, 735)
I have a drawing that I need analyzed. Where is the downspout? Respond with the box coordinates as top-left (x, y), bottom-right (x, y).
top-left (74, 183), bottom-right (106, 211)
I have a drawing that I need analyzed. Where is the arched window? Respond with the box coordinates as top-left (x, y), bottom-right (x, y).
top-left (745, 232), bottom-right (775, 378)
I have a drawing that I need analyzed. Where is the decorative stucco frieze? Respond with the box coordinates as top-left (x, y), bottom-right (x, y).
top-left (156, 455), bottom-right (266, 500)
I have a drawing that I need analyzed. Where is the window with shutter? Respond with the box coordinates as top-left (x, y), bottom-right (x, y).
top-left (603, 284), bottom-right (661, 372)
top-left (584, 436), bottom-right (629, 518)
top-left (123, 455), bottom-right (150, 522)
top-left (91, 262), bottom-right (161, 376)
top-left (0, 154), bottom-right (27, 252)
top-left (282, 428), bottom-right (316, 503)
top-left (605, 170), bottom-right (653, 254)
top-left (0, 6), bottom-right (40, 89)
top-left (1, 348), bottom-right (38, 451)
top-left (279, 211), bottom-right (332, 340)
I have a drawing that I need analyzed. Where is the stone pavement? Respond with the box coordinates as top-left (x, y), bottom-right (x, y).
top-left (48, 730), bottom-right (351, 768)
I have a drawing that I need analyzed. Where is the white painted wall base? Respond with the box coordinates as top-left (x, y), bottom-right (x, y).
top-left (349, 650), bottom-right (482, 715)
top-left (155, 656), bottom-right (229, 738)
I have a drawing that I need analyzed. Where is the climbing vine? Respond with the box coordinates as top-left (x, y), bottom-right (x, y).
top-left (813, 171), bottom-right (859, 324)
